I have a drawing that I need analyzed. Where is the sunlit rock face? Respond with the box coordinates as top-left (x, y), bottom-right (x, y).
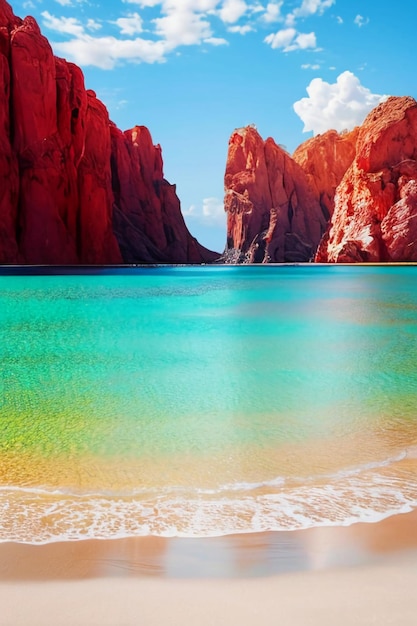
top-left (0, 1), bottom-right (217, 264)
top-left (293, 128), bottom-right (358, 222)
top-left (316, 96), bottom-right (417, 262)
top-left (224, 125), bottom-right (328, 263)
top-left (225, 97), bottom-right (417, 264)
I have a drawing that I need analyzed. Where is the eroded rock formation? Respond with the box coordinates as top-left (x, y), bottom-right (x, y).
top-left (224, 126), bottom-right (328, 263)
top-left (293, 128), bottom-right (358, 221)
top-left (225, 97), bottom-right (417, 264)
top-left (0, 0), bottom-right (216, 264)
top-left (316, 96), bottom-right (417, 262)
top-left (110, 124), bottom-right (214, 263)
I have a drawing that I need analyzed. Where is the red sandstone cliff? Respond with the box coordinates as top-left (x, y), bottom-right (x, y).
top-left (293, 128), bottom-right (358, 221)
top-left (316, 96), bottom-right (417, 262)
top-left (110, 124), bottom-right (215, 263)
top-left (0, 0), bottom-right (216, 264)
top-left (225, 98), bottom-right (417, 264)
top-left (224, 126), bottom-right (328, 262)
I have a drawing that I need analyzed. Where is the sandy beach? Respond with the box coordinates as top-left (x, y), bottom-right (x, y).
top-left (2, 558), bottom-right (417, 626)
top-left (1, 509), bottom-right (417, 626)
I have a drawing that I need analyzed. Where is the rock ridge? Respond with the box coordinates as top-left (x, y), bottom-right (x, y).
top-left (224, 125), bottom-right (329, 263)
top-left (316, 96), bottom-right (417, 262)
top-left (0, 0), bottom-right (217, 265)
top-left (224, 97), bottom-right (417, 264)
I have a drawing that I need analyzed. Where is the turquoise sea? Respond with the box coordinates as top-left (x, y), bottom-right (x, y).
top-left (1, 265), bottom-right (417, 543)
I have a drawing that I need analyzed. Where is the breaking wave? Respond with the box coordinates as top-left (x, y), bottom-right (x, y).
top-left (1, 451), bottom-right (416, 544)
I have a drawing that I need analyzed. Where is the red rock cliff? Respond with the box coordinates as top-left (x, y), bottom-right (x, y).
top-left (316, 96), bottom-right (417, 262)
top-left (0, 0), bottom-right (216, 264)
top-left (293, 128), bottom-right (358, 221)
top-left (224, 126), bottom-right (328, 262)
top-left (110, 124), bottom-right (215, 263)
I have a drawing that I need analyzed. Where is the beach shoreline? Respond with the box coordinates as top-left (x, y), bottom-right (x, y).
top-left (1, 509), bottom-right (417, 625)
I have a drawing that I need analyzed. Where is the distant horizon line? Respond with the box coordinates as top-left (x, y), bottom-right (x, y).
top-left (1, 262), bottom-right (417, 276)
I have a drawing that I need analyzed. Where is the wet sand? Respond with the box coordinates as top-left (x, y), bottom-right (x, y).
top-left (1, 509), bottom-right (417, 625)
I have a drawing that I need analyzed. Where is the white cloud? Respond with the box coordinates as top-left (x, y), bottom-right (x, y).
top-left (151, 1), bottom-right (220, 49)
top-left (204, 36), bottom-right (228, 45)
top-left (54, 35), bottom-right (168, 68)
top-left (336, 15), bottom-right (343, 24)
top-left (301, 63), bottom-right (320, 70)
top-left (293, 70), bottom-right (388, 135)
top-left (294, 32), bottom-right (316, 49)
top-left (115, 13), bottom-right (144, 35)
top-left (264, 27), bottom-right (296, 48)
top-left (289, 0), bottom-right (335, 19)
top-left (264, 27), bottom-right (316, 51)
top-left (285, 0), bottom-right (334, 26)
top-left (203, 198), bottom-right (226, 224)
top-left (183, 197), bottom-right (226, 227)
top-left (86, 19), bottom-right (102, 31)
top-left (41, 11), bottom-right (85, 36)
top-left (40, 0), bottom-right (331, 68)
top-left (44, 0), bottom-right (226, 66)
top-left (218, 0), bottom-right (248, 24)
top-left (354, 15), bottom-right (369, 28)
top-left (228, 24), bottom-right (253, 34)
top-left (153, 10), bottom-right (212, 47)
top-left (249, 3), bottom-right (265, 15)
top-left (122, 0), bottom-right (162, 6)
top-left (202, 197), bottom-right (225, 222)
top-left (261, 1), bottom-right (283, 23)
top-left (53, 0), bottom-right (88, 4)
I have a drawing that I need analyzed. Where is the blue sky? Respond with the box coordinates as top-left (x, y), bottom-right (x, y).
top-left (14, 0), bottom-right (417, 252)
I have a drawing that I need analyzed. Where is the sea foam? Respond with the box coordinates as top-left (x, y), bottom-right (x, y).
top-left (1, 461), bottom-right (416, 544)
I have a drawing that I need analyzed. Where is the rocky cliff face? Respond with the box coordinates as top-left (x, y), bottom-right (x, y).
top-left (0, 0), bottom-right (216, 264)
top-left (225, 97), bottom-right (417, 265)
top-left (224, 126), bottom-right (328, 263)
top-left (292, 128), bottom-right (358, 221)
top-left (316, 96), bottom-right (417, 262)
top-left (110, 124), bottom-right (215, 263)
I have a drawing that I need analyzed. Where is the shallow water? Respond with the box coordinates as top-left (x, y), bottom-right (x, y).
top-left (1, 265), bottom-right (417, 542)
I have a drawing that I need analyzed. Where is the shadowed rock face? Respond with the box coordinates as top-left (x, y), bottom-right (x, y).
top-left (0, 0), bottom-right (217, 264)
top-left (110, 125), bottom-right (217, 264)
top-left (224, 126), bottom-right (328, 263)
top-left (316, 96), bottom-right (417, 263)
